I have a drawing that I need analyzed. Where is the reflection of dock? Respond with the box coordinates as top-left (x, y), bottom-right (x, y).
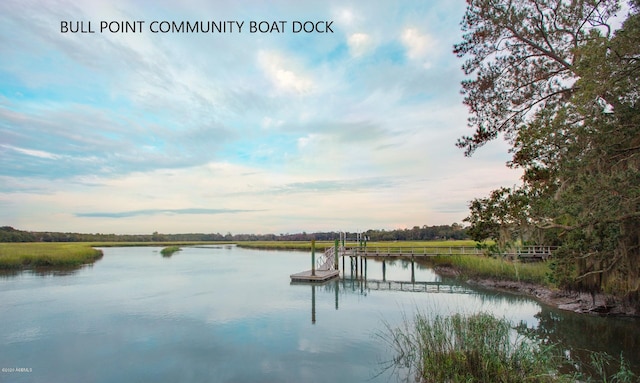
top-left (290, 275), bottom-right (476, 324)
top-left (342, 278), bottom-right (473, 294)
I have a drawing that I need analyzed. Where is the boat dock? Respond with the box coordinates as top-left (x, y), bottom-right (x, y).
top-left (291, 235), bottom-right (556, 283)
top-left (289, 269), bottom-right (339, 282)
top-left (290, 239), bottom-right (341, 283)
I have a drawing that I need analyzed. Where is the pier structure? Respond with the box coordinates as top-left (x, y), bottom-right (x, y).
top-left (341, 244), bottom-right (556, 281)
top-left (291, 234), bottom-right (555, 283)
top-left (289, 239), bottom-right (340, 282)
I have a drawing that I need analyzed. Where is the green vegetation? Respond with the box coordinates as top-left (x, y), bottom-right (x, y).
top-left (455, 0), bottom-right (640, 306)
top-left (384, 311), bottom-right (639, 383)
top-left (0, 243), bottom-right (103, 269)
top-left (384, 312), bottom-right (561, 382)
top-left (431, 254), bottom-right (551, 286)
top-left (236, 241), bottom-right (332, 251)
top-left (160, 246), bottom-right (181, 257)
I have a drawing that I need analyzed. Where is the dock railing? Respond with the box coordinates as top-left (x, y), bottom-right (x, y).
top-left (349, 246), bottom-right (483, 256)
top-left (316, 247), bottom-right (336, 270)
top-left (339, 245), bottom-right (556, 259)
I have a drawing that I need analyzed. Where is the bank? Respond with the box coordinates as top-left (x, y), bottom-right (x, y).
top-left (430, 255), bottom-right (639, 317)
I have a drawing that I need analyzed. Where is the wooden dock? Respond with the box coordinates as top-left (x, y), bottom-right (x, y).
top-left (290, 269), bottom-right (339, 282)
top-left (290, 240), bottom-right (340, 283)
top-left (291, 241), bottom-right (556, 283)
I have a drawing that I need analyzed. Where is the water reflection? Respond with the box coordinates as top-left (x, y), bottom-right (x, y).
top-left (292, 257), bottom-right (542, 326)
top-left (294, 256), bottom-right (640, 377)
top-left (526, 306), bottom-right (640, 373)
top-left (291, 279), bottom-right (340, 324)
top-left (0, 264), bottom-right (95, 278)
top-left (2, 246), bottom-right (638, 383)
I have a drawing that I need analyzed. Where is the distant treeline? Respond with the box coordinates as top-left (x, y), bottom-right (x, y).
top-left (0, 224), bottom-right (468, 243)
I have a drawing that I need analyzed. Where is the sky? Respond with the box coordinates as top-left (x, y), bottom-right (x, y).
top-left (0, 0), bottom-right (522, 235)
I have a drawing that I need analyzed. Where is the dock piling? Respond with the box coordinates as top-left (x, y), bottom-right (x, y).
top-left (334, 239), bottom-right (339, 271)
top-left (311, 239), bottom-right (316, 277)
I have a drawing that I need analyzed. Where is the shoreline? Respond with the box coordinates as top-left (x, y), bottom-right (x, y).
top-left (434, 265), bottom-right (639, 317)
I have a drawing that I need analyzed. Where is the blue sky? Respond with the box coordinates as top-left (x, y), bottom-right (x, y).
top-left (0, 0), bottom-right (521, 235)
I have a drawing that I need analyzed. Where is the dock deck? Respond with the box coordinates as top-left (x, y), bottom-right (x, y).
top-left (290, 269), bottom-right (339, 283)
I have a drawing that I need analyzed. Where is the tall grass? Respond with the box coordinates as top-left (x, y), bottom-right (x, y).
top-left (383, 311), bottom-right (561, 383)
top-left (432, 254), bottom-right (551, 286)
top-left (235, 241), bottom-right (334, 251)
top-left (0, 243), bottom-right (103, 269)
top-left (383, 311), bottom-right (639, 383)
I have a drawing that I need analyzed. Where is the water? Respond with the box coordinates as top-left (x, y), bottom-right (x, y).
top-left (0, 246), bottom-right (638, 382)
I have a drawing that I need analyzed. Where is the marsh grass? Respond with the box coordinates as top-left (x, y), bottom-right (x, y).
top-left (0, 243), bottom-right (103, 269)
top-left (573, 351), bottom-right (640, 383)
top-left (382, 311), bottom-right (566, 383)
top-left (235, 241), bottom-right (333, 251)
top-left (432, 254), bottom-right (551, 285)
top-left (160, 246), bottom-right (181, 257)
top-left (382, 311), bottom-right (639, 383)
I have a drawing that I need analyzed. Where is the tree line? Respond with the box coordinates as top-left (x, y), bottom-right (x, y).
top-left (0, 224), bottom-right (468, 243)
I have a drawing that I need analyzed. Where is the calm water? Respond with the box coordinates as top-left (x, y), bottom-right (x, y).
top-left (1, 246), bottom-right (638, 382)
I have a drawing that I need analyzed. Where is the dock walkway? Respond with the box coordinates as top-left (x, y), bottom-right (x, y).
top-left (289, 269), bottom-right (339, 282)
top-left (291, 243), bottom-right (556, 283)
top-left (344, 245), bottom-right (556, 260)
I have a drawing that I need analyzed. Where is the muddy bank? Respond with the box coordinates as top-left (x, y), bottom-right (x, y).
top-left (434, 265), bottom-right (639, 317)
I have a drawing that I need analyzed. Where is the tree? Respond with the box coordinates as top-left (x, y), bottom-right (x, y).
top-left (465, 186), bottom-right (539, 249)
top-left (454, 0), bottom-right (621, 155)
top-left (456, 0), bottom-right (640, 304)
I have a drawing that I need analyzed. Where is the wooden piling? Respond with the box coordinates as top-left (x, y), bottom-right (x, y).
top-left (334, 239), bottom-right (339, 271)
top-left (311, 239), bottom-right (316, 277)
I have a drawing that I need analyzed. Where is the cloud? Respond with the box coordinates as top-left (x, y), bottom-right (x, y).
top-left (334, 8), bottom-right (356, 26)
top-left (0, 0), bottom-right (526, 234)
top-left (400, 27), bottom-right (437, 62)
top-left (1, 144), bottom-right (60, 160)
top-left (264, 176), bottom-right (400, 195)
top-left (347, 33), bottom-right (373, 57)
top-left (76, 208), bottom-right (259, 218)
top-left (257, 50), bottom-right (314, 94)
top-left (0, 99), bottom-right (235, 178)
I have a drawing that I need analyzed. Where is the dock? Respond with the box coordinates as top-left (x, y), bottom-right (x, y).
top-left (290, 239), bottom-right (341, 283)
top-left (290, 269), bottom-right (340, 282)
top-left (291, 235), bottom-right (556, 283)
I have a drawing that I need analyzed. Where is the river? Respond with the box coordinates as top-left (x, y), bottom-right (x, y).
top-left (1, 245), bottom-right (638, 382)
